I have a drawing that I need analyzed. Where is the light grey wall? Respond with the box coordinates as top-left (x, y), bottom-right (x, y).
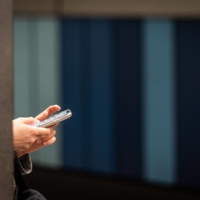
top-left (14, 16), bottom-right (63, 168)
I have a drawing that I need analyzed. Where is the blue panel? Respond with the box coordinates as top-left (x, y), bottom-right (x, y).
top-left (61, 19), bottom-right (82, 169)
top-left (90, 20), bottom-right (116, 173)
top-left (142, 19), bottom-right (176, 184)
top-left (116, 20), bottom-right (141, 178)
top-left (178, 21), bottom-right (200, 188)
top-left (79, 20), bottom-right (93, 171)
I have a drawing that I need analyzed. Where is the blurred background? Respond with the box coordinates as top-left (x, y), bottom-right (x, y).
top-left (13, 0), bottom-right (200, 199)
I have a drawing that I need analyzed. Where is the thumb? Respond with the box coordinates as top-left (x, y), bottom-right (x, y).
top-left (20, 117), bottom-right (40, 126)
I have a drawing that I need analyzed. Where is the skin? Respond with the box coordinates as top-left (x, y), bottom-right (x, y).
top-left (12, 105), bottom-right (61, 158)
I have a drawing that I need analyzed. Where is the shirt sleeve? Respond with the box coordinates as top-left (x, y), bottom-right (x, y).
top-left (15, 153), bottom-right (32, 175)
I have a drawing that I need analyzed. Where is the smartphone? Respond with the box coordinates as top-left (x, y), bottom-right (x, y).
top-left (35, 109), bottom-right (72, 128)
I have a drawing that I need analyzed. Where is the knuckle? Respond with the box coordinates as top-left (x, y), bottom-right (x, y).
top-left (44, 130), bottom-right (49, 136)
top-left (48, 129), bottom-right (52, 135)
top-left (29, 138), bottom-right (35, 144)
top-left (23, 144), bottom-right (30, 150)
top-left (30, 129), bottom-right (36, 136)
top-left (20, 147), bottom-right (25, 152)
top-left (28, 116), bottom-right (34, 121)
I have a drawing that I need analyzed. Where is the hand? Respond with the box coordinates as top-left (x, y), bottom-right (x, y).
top-left (13, 105), bottom-right (61, 157)
top-left (35, 104), bottom-right (61, 144)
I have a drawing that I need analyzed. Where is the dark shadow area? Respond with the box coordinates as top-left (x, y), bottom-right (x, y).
top-left (24, 166), bottom-right (200, 200)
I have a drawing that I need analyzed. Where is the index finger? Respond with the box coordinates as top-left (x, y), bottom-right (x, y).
top-left (35, 105), bottom-right (61, 121)
top-left (32, 126), bottom-right (53, 138)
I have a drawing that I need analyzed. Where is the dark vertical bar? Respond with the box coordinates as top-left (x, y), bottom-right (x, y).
top-left (90, 20), bottom-right (116, 173)
top-left (80, 20), bottom-right (93, 171)
top-left (116, 20), bottom-right (141, 178)
top-left (0, 0), bottom-right (13, 199)
top-left (61, 19), bottom-right (82, 169)
top-left (178, 20), bottom-right (200, 188)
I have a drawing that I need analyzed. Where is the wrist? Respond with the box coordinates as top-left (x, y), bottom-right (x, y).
top-left (15, 150), bottom-right (25, 158)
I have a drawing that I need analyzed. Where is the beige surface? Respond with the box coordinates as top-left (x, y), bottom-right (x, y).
top-left (14, 0), bottom-right (55, 13)
top-left (14, 0), bottom-right (200, 18)
top-left (0, 0), bottom-right (13, 199)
